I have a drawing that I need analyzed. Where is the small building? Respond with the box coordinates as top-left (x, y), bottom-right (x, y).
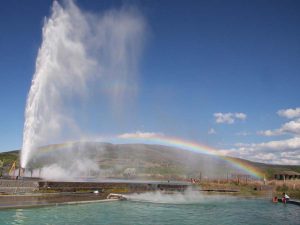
top-left (274, 171), bottom-right (300, 180)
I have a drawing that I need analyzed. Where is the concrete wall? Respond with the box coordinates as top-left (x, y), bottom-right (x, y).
top-left (0, 179), bottom-right (189, 194)
top-left (0, 179), bottom-right (39, 194)
top-left (38, 181), bottom-right (189, 193)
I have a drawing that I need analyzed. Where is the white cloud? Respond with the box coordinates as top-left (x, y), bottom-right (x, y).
top-left (280, 151), bottom-right (300, 159)
top-left (220, 137), bottom-right (300, 165)
top-left (281, 119), bottom-right (300, 134)
top-left (258, 118), bottom-right (300, 136)
top-left (218, 149), bottom-right (235, 155)
top-left (214, 112), bottom-right (247, 124)
top-left (256, 137), bottom-right (300, 151)
top-left (253, 153), bottom-right (277, 161)
top-left (214, 113), bottom-right (234, 124)
top-left (208, 128), bottom-right (216, 135)
top-left (223, 108), bottom-right (300, 165)
top-left (277, 107), bottom-right (300, 119)
top-left (257, 129), bottom-right (282, 136)
top-left (235, 113), bottom-right (247, 120)
top-left (118, 131), bottom-right (163, 139)
top-left (236, 131), bottom-right (251, 136)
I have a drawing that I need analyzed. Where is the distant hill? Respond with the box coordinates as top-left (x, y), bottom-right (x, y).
top-left (0, 150), bottom-right (20, 175)
top-left (1, 143), bottom-right (299, 179)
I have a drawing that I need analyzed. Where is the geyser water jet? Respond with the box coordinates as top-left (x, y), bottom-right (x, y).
top-left (21, 0), bottom-right (145, 169)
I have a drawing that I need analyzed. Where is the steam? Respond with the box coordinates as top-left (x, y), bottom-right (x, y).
top-left (38, 158), bottom-right (99, 180)
top-left (125, 188), bottom-right (235, 204)
top-left (21, 0), bottom-right (145, 168)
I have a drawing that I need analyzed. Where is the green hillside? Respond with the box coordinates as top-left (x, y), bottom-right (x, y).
top-left (0, 144), bottom-right (299, 179)
top-left (0, 150), bottom-right (19, 176)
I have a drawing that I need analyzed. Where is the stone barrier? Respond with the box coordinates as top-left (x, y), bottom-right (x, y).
top-left (38, 181), bottom-right (189, 193)
top-left (0, 179), bottom-right (39, 194)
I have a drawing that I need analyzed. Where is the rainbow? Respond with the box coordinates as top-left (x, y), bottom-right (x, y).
top-left (33, 133), bottom-right (264, 179)
top-left (116, 133), bottom-right (264, 179)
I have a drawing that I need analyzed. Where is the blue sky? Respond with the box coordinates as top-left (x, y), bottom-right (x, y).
top-left (0, 0), bottom-right (300, 164)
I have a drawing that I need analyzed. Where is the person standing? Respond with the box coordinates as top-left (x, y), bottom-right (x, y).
top-left (282, 192), bottom-right (290, 204)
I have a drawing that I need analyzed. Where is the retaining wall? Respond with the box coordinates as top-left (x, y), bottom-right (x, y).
top-left (0, 179), bottom-right (189, 194)
top-left (38, 181), bottom-right (189, 193)
top-left (0, 179), bottom-right (39, 194)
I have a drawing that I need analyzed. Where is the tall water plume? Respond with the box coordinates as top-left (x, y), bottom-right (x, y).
top-left (21, 0), bottom-right (145, 168)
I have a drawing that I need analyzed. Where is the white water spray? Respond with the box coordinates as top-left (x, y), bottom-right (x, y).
top-left (125, 187), bottom-right (236, 204)
top-left (21, 0), bottom-right (145, 168)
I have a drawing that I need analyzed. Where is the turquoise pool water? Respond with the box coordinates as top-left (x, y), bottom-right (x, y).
top-left (0, 197), bottom-right (299, 225)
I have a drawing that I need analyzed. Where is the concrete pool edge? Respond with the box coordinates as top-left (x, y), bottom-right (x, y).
top-left (0, 198), bottom-right (119, 210)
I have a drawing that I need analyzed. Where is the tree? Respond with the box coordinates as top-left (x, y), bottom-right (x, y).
top-left (0, 160), bottom-right (3, 177)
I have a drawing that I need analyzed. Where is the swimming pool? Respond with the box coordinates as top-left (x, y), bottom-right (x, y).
top-left (0, 196), bottom-right (299, 225)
